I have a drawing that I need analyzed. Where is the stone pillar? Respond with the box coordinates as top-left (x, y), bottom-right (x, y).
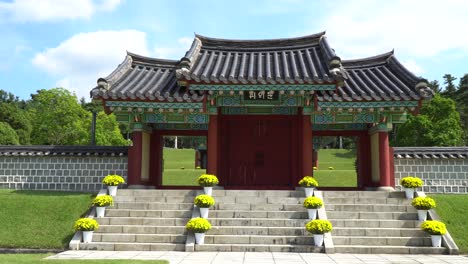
top-left (207, 115), bottom-right (219, 177)
top-left (302, 115), bottom-right (313, 177)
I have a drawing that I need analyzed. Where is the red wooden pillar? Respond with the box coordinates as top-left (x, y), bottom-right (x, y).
top-left (379, 131), bottom-right (392, 187)
top-left (128, 131), bottom-right (143, 186)
top-left (149, 131), bottom-right (163, 187)
top-left (302, 115), bottom-right (313, 178)
top-left (207, 115), bottom-right (219, 177)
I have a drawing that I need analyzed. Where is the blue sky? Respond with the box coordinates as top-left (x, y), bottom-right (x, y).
top-left (0, 0), bottom-right (467, 101)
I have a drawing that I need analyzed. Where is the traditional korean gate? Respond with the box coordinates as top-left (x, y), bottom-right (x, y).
top-left (221, 115), bottom-right (296, 189)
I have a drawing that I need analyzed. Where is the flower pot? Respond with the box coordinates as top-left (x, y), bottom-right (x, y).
top-left (203, 186), bottom-right (212, 196)
top-left (431, 235), bottom-right (442, 247)
top-left (304, 187), bottom-right (314, 197)
top-left (82, 231), bottom-right (94, 243)
top-left (313, 234), bottom-right (324, 246)
top-left (404, 188), bottom-right (415, 199)
top-left (194, 233), bottom-right (206, 245)
top-left (96, 206), bottom-right (106, 218)
top-left (199, 207), bottom-right (209, 219)
top-left (417, 210), bottom-right (428, 221)
top-left (307, 208), bottom-right (318, 220)
top-left (107, 186), bottom-right (118, 196)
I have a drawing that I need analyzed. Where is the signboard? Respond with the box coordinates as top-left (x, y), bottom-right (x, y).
top-left (243, 91), bottom-right (279, 101)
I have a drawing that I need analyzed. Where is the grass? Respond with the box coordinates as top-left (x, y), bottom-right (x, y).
top-left (0, 190), bottom-right (94, 249)
top-left (431, 194), bottom-right (468, 253)
top-left (0, 254), bottom-right (167, 264)
top-left (162, 148), bottom-right (357, 187)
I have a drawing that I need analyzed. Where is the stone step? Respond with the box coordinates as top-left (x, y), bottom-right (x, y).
top-left (194, 243), bottom-right (323, 253)
top-left (326, 204), bottom-right (415, 212)
top-left (329, 219), bottom-right (419, 228)
top-left (98, 225), bottom-right (186, 234)
top-left (322, 191), bottom-right (405, 199)
top-left (93, 233), bottom-right (186, 243)
top-left (333, 245), bottom-right (448, 254)
top-left (208, 210), bottom-right (308, 219)
top-left (332, 236), bottom-right (432, 246)
top-left (327, 211), bottom-right (418, 220)
top-left (105, 209), bottom-right (192, 218)
top-left (215, 190), bottom-right (304, 198)
top-left (202, 235), bottom-right (313, 245)
top-left (113, 196), bottom-right (196, 203)
top-left (113, 202), bottom-right (193, 210)
top-left (324, 197), bottom-right (411, 205)
top-left (96, 217), bottom-right (190, 226)
top-left (78, 242), bottom-right (185, 251)
top-left (205, 218), bottom-right (312, 227)
top-left (115, 189), bottom-right (201, 197)
top-left (214, 203), bottom-right (305, 211)
top-left (332, 227), bottom-right (426, 237)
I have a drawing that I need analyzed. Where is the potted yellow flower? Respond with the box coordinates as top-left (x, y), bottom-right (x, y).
top-left (305, 219), bottom-right (332, 247)
top-left (411, 197), bottom-right (436, 221)
top-left (102, 174), bottom-right (125, 196)
top-left (92, 195), bottom-right (114, 218)
top-left (298, 176), bottom-right (318, 197)
top-left (197, 174), bottom-right (219, 195)
top-left (303, 196), bottom-right (323, 220)
top-left (186, 217), bottom-right (212, 245)
top-left (400, 176), bottom-right (423, 199)
top-left (194, 194), bottom-right (215, 219)
top-left (421, 220), bottom-right (446, 247)
top-left (74, 218), bottom-right (99, 243)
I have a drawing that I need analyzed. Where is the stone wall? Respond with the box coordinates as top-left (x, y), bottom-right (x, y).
top-left (0, 146), bottom-right (128, 192)
top-left (393, 147), bottom-right (468, 194)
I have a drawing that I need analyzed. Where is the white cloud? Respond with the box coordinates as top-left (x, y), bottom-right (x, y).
top-left (154, 37), bottom-right (193, 59)
top-left (317, 0), bottom-right (468, 59)
top-left (0, 0), bottom-right (121, 22)
top-left (402, 60), bottom-right (425, 75)
top-left (32, 30), bottom-right (150, 100)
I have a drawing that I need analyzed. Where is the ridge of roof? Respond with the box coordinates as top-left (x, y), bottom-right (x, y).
top-left (342, 50), bottom-right (395, 68)
top-left (127, 51), bottom-right (179, 67)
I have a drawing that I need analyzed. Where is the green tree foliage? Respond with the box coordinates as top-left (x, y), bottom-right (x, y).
top-left (0, 103), bottom-right (32, 144)
top-left (28, 88), bottom-right (90, 145)
top-left (0, 122), bottom-right (19, 145)
top-left (94, 112), bottom-right (128, 146)
top-left (395, 94), bottom-right (463, 146)
top-left (455, 74), bottom-right (468, 144)
top-left (441, 74), bottom-right (457, 99)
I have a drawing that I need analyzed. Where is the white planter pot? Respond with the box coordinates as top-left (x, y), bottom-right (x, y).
top-left (304, 188), bottom-right (314, 197)
top-left (194, 233), bottom-right (206, 245)
top-left (82, 231), bottom-right (94, 243)
top-left (431, 235), bottom-right (442, 247)
top-left (203, 186), bottom-right (213, 196)
top-left (313, 234), bottom-right (324, 246)
top-left (307, 208), bottom-right (318, 220)
top-left (96, 206), bottom-right (106, 218)
top-left (199, 207), bottom-right (209, 219)
top-left (108, 186), bottom-right (118, 196)
top-left (417, 210), bottom-right (428, 221)
top-left (404, 188), bottom-right (415, 199)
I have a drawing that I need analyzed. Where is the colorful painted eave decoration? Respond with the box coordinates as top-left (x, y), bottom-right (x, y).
top-left (317, 101), bottom-right (419, 110)
top-left (105, 101), bottom-right (204, 110)
top-left (189, 84), bottom-right (336, 91)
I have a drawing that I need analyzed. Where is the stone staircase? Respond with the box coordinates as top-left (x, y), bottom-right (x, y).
top-left (324, 191), bottom-right (448, 254)
top-left (78, 189), bottom-right (196, 251)
top-left (195, 190), bottom-right (323, 252)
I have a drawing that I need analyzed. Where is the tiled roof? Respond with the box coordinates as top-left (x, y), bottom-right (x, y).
top-left (91, 32), bottom-right (433, 102)
top-left (0, 146), bottom-right (128, 157)
top-left (393, 147), bottom-right (468, 159)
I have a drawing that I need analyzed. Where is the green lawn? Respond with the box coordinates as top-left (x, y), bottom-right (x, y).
top-left (0, 190), bottom-right (94, 249)
top-left (162, 148), bottom-right (205, 186)
top-left (432, 194), bottom-right (468, 253)
top-left (0, 254), bottom-right (167, 264)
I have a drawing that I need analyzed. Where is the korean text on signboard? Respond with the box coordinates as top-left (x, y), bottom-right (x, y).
top-left (244, 91), bottom-right (279, 101)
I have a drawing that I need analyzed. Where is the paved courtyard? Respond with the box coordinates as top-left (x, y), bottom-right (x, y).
top-left (47, 251), bottom-right (468, 264)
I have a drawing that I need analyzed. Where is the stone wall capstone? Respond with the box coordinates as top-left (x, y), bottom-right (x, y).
top-left (0, 146), bottom-right (128, 192)
top-left (393, 147), bottom-right (468, 194)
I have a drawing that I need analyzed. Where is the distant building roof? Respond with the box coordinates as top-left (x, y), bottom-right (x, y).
top-left (91, 32), bottom-right (433, 102)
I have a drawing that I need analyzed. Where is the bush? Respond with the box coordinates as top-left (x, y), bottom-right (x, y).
top-left (412, 197), bottom-right (436, 210)
top-left (298, 176), bottom-right (318, 187)
top-left (400, 176), bottom-right (423, 188)
top-left (194, 194), bottom-right (215, 208)
top-left (92, 195), bottom-right (114, 207)
top-left (197, 174), bottom-right (219, 187)
top-left (102, 174), bottom-right (125, 186)
top-left (305, 219), bottom-right (333, 234)
top-left (185, 217), bottom-right (211, 233)
top-left (303, 197), bottom-right (323, 209)
top-left (0, 122), bottom-right (19, 145)
top-left (74, 218), bottom-right (99, 231)
top-left (421, 220), bottom-right (447, 235)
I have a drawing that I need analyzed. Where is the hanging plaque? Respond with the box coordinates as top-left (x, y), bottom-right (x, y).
top-left (243, 91), bottom-right (279, 101)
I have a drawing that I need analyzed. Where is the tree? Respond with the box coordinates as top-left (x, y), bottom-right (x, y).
top-left (94, 112), bottom-right (129, 146)
top-left (395, 94), bottom-right (463, 146)
top-left (455, 74), bottom-right (468, 144)
top-left (441, 74), bottom-right (457, 99)
top-left (0, 102), bottom-right (32, 144)
top-left (428, 80), bottom-right (441, 94)
top-left (0, 122), bottom-right (19, 145)
top-left (28, 88), bottom-right (90, 145)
